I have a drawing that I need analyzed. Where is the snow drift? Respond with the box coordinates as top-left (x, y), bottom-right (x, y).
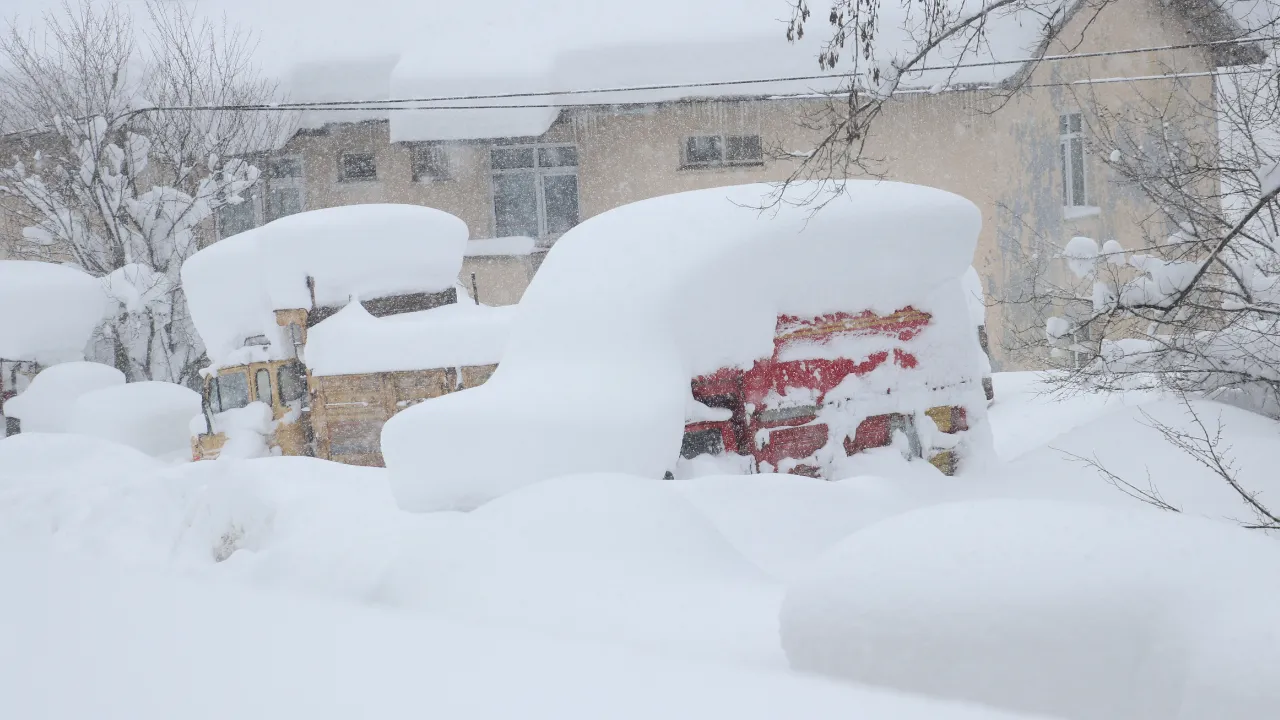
top-left (383, 180), bottom-right (985, 511)
top-left (1, 362), bottom-right (125, 433)
top-left (0, 261), bottom-right (106, 364)
top-left (779, 498), bottom-right (1280, 720)
top-left (304, 300), bottom-right (515, 376)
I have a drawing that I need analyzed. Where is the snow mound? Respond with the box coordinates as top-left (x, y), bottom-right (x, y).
top-left (675, 472), bottom-right (957, 582)
top-left (66, 382), bottom-right (201, 458)
top-left (0, 549), bottom-right (1045, 720)
top-left (0, 261), bottom-right (106, 364)
top-left (1, 362), bottom-right (124, 433)
top-left (377, 473), bottom-right (780, 661)
top-left (182, 204), bottom-right (469, 367)
top-left (384, 180), bottom-right (983, 512)
top-left (305, 299), bottom-right (514, 376)
top-left (779, 498), bottom-right (1280, 720)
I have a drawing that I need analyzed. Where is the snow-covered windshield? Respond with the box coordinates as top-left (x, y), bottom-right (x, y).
top-left (211, 372), bottom-right (250, 413)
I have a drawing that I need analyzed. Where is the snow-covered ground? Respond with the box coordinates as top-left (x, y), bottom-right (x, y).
top-left (1, 372), bottom-right (1277, 719)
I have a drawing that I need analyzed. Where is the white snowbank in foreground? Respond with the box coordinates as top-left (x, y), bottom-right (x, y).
top-left (384, 180), bottom-right (983, 512)
top-left (0, 261), bottom-right (106, 363)
top-left (182, 204), bottom-right (468, 366)
top-left (0, 362), bottom-right (124, 432)
top-left (0, 550), bottom-right (1042, 720)
top-left (780, 499), bottom-right (1280, 720)
top-left (305, 300), bottom-right (514, 376)
top-left (66, 382), bottom-right (201, 458)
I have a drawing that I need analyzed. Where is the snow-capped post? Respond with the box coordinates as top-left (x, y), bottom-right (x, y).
top-left (0, 0), bottom-right (289, 387)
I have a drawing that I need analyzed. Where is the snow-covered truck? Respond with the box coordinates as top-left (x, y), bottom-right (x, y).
top-left (181, 204), bottom-right (513, 465)
top-left (383, 180), bottom-right (995, 512)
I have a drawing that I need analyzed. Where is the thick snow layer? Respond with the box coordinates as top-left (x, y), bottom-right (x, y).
top-left (779, 498), bottom-right (1280, 720)
top-left (182, 204), bottom-right (469, 367)
top-left (384, 180), bottom-right (986, 511)
top-left (0, 261), bottom-right (106, 364)
top-left (961, 266), bottom-right (987, 327)
top-left (66, 382), bottom-right (201, 458)
top-left (0, 362), bottom-right (124, 433)
top-left (0, 548), bottom-right (1048, 720)
top-left (304, 299), bottom-right (514, 376)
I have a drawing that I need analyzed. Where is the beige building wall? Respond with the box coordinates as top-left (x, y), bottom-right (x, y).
top-left (259, 0), bottom-right (1219, 369)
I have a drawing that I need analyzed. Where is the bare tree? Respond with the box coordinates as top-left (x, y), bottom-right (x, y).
top-left (0, 0), bottom-right (287, 386)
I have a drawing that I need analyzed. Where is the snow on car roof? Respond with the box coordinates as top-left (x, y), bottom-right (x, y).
top-left (181, 204), bottom-right (468, 367)
top-left (0, 261), bottom-right (107, 364)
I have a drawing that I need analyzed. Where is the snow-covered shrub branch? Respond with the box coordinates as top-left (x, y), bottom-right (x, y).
top-left (1009, 57), bottom-right (1280, 417)
top-left (0, 0), bottom-right (288, 385)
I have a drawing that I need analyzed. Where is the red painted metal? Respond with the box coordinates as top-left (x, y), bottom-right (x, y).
top-left (687, 307), bottom-right (941, 475)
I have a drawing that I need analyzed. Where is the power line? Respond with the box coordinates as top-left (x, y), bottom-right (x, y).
top-left (200, 32), bottom-right (1280, 110)
top-left (121, 65), bottom-right (1275, 115)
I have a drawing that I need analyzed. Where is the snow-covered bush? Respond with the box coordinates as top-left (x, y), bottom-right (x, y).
top-left (1, 362), bottom-right (124, 432)
top-left (0, 0), bottom-right (286, 386)
top-left (780, 498), bottom-right (1280, 720)
top-left (66, 381), bottom-right (200, 458)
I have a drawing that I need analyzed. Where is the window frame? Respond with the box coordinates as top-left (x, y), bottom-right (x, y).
top-left (1059, 113), bottom-right (1088, 208)
top-left (338, 151), bottom-right (379, 183)
top-left (488, 142), bottom-right (580, 245)
top-left (681, 133), bottom-right (765, 169)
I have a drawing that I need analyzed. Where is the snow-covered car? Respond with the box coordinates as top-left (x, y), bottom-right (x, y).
top-left (181, 204), bottom-right (513, 464)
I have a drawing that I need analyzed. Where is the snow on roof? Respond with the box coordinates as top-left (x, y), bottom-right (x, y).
top-left (382, 180), bottom-right (986, 511)
top-left (304, 299), bottom-right (515, 377)
top-left (464, 237), bottom-right (537, 258)
top-left (1, 362), bottom-right (125, 433)
top-left (181, 204), bottom-right (469, 367)
top-left (0, 261), bottom-right (107, 364)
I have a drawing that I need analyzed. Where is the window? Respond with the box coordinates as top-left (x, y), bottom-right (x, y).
top-left (255, 369), bottom-right (273, 404)
top-left (490, 143), bottom-right (579, 244)
top-left (210, 372), bottom-right (250, 413)
top-left (264, 156), bottom-right (305, 222)
top-left (1060, 114), bottom-right (1087, 207)
top-left (340, 152), bottom-right (377, 182)
top-left (1069, 324), bottom-right (1094, 369)
top-left (683, 134), bottom-right (765, 168)
top-left (216, 197), bottom-right (256, 238)
top-left (278, 363), bottom-right (306, 403)
top-left (411, 144), bottom-right (452, 182)
top-left (680, 428), bottom-right (726, 459)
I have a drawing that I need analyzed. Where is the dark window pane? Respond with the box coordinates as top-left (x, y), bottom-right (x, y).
top-left (217, 197), bottom-right (256, 238)
top-left (726, 135), bottom-right (763, 163)
top-left (265, 186), bottom-right (303, 221)
top-left (278, 363), bottom-right (306, 403)
top-left (412, 145), bottom-right (451, 181)
top-left (538, 146), bottom-right (578, 168)
top-left (1059, 115), bottom-right (1069, 134)
top-left (1060, 141), bottom-right (1069, 206)
top-left (214, 372), bottom-right (250, 413)
top-left (685, 136), bottom-right (723, 165)
top-left (543, 173), bottom-right (580, 236)
top-left (1070, 138), bottom-right (1086, 206)
top-left (1069, 114), bottom-right (1082, 133)
top-left (493, 171), bottom-right (539, 237)
top-left (680, 428), bottom-right (725, 459)
top-left (340, 153), bottom-right (377, 181)
top-left (491, 147), bottom-right (535, 170)
top-left (268, 157), bottom-right (302, 179)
